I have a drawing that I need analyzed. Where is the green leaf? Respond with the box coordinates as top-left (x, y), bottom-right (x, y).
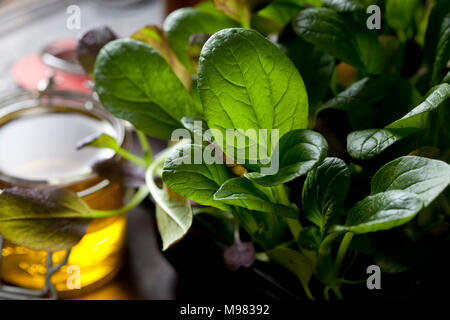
top-left (214, 0), bottom-right (252, 27)
top-left (371, 156), bottom-right (450, 206)
top-left (318, 76), bottom-right (395, 121)
top-left (94, 39), bottom-right (197, 139)
top-left (431, 13), bottom-right (450, 85)
top-left (333, 190), bottom-right (424, 234)
top-left (347, 83), bottom-right (450, 159)
top-left (385, 0), bottom-right (420, 40)
top-left (162, 143), bottom-right (232, 211)
top-left (245, 129), bottom-right (328, 186)
top-left (234, 207), bottom-right (287, 250)
top-left (293, 8), bottom-right (382, 74)
top-left (131, 25), bottom-right (192, 90)
top-left (0, 187), bottom-right (91, 251)
top-left (353, 26), bottom-right (383, 75)
top-left (298, 226), bottom-right (322, 251)
top-left (155, 186), bottom-right (193, 251)
top-left (254, 0), bottom-right (305, 33)
top-left (146, 147), bottom-right (193, 250)
top-left (302, 157), bottom-right (350, 232)
top-left (424, 1), bottom-right (450, 71)
top-left (444, 70), bottom-right (450, 83)
top-left (198, 28), bottom-right (308, 162)
top-left (181, 116), bottom-right (210, 141)
top-left (322, 0), bottom-right (365, 12)
top-left (266, 247), bottom-right (314, 299)
top-left (213, 177), bottom-right (299, 218)
top-left (77, 132), bottom-right (147, 167)
top-left (346, 129), bottom-right (401, 160)
top-left (76, 132), bottom-right (118, 150)
top-left (277, 33), bottom-right (335, 108)
top-left (164, 8), bottom-right (238, 73)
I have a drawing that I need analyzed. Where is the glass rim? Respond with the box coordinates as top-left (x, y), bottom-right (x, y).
top-left (0, 89), bottom-right (126, 196)
top-left (41, 39), bottom-right (85, 75)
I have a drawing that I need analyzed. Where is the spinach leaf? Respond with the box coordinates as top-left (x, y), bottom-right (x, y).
top-left (277, 32), bottom-right (335, 108)
top-left (333, 190), bottom-right (423, 233)
top-left (424, 1), bottom-right (450, 71)
top-left (234, 207), bottom-right (287, 250)
top-left (346, 129), bottom-right (400, 160)
top-left (318, 76), bottom-right (395, 125)
top-left (347, 83), bottom-right (450, 159)
top-left (431, 13), bottom-right (450, 85)
top-left (154, 186), bottom-right (193, 251)
top-left (146, 147), bottom-right (193, 250)
top-left (254, 0), bottom-right (305, 34)
top-left (302, 157), bottom-right (350, 233)
top-left (333, 156), bottom-right (450, 234)
top-left (322, 0), bottom-right (365, 12)
top-left (371, 156), bottom-right (450, 206)
top-left (444, 70), bottom-right (450, 83)
top-left (162, 143), bottom-right (232, 211)
top-left (77, 133), bottom-right (147, 168)
top-left (353, 26), bottom-right (383, 75)
top-left (245, 129), bottom-right (328, 186)
top-left (293, 8), bottom-right (382, 74)
top-left (94, 39), bottom-right (197, 139)
top-left (198, 28), bottom-right (308, 162)
top-left (213, 177), bottom-right (300, 218)
top-left (214, 0), bottom-right (252, 27)
top-left (385, 0), bottom-right (420, 40)
top-left (298, 226), bottom-right (322, 251)
top-left (181, 115), bottom-right (210, 141)
top-left (0, 187), bottom-right (91, 251)
top-left (131, 25), bottom-right (192, 90)
top-left (164, 8), bottom-right (239, 74)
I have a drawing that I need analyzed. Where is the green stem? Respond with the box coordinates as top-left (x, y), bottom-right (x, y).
top-left (333, 232), bottom-right (354, 278)
top-left (113, 147), bottom-right (147, 168)
top-left (145, 143), bottom-right (182, 204)
top-left (233, 216), bottom-right (241, 243)
top-left (302, 283), bottom-right (315, 301)
top-left (274, 184), bottom-right (303, 240)
top-left (338, 278), bottom-right (365, 284)
top-left (137, 130), bottom-right (153, 165)
top-left (318, 232), bottom-right (341, 255)
top-left (331, 286), bottom-right (343, 300)
top-left (89, 185), bottom-right (150, 218)
top-left (323, 286), bottom-right (331, 300)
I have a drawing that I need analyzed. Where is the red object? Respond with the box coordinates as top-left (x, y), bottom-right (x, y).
top-left (10, 41), bottom-right (91, 94)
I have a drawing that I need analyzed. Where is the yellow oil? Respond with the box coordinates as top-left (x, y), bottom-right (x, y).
top-left (0, 107), bottom-right (128, 297)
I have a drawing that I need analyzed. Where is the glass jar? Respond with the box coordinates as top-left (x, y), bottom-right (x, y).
top-left (0, 89), bottom-right (129, 297)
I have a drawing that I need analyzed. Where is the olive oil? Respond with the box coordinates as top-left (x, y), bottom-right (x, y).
top-left (0, 102), bottom-right (128, 297)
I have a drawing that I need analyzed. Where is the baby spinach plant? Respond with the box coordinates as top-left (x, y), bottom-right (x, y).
top-left (1, 0), bottom-right (449, 299)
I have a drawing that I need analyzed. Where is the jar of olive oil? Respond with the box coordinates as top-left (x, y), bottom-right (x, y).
top-left (0, 90), bottom-right (129, 297)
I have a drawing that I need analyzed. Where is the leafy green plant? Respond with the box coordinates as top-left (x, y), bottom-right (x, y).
top-left (1, 0), bottom-right (449, 299)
